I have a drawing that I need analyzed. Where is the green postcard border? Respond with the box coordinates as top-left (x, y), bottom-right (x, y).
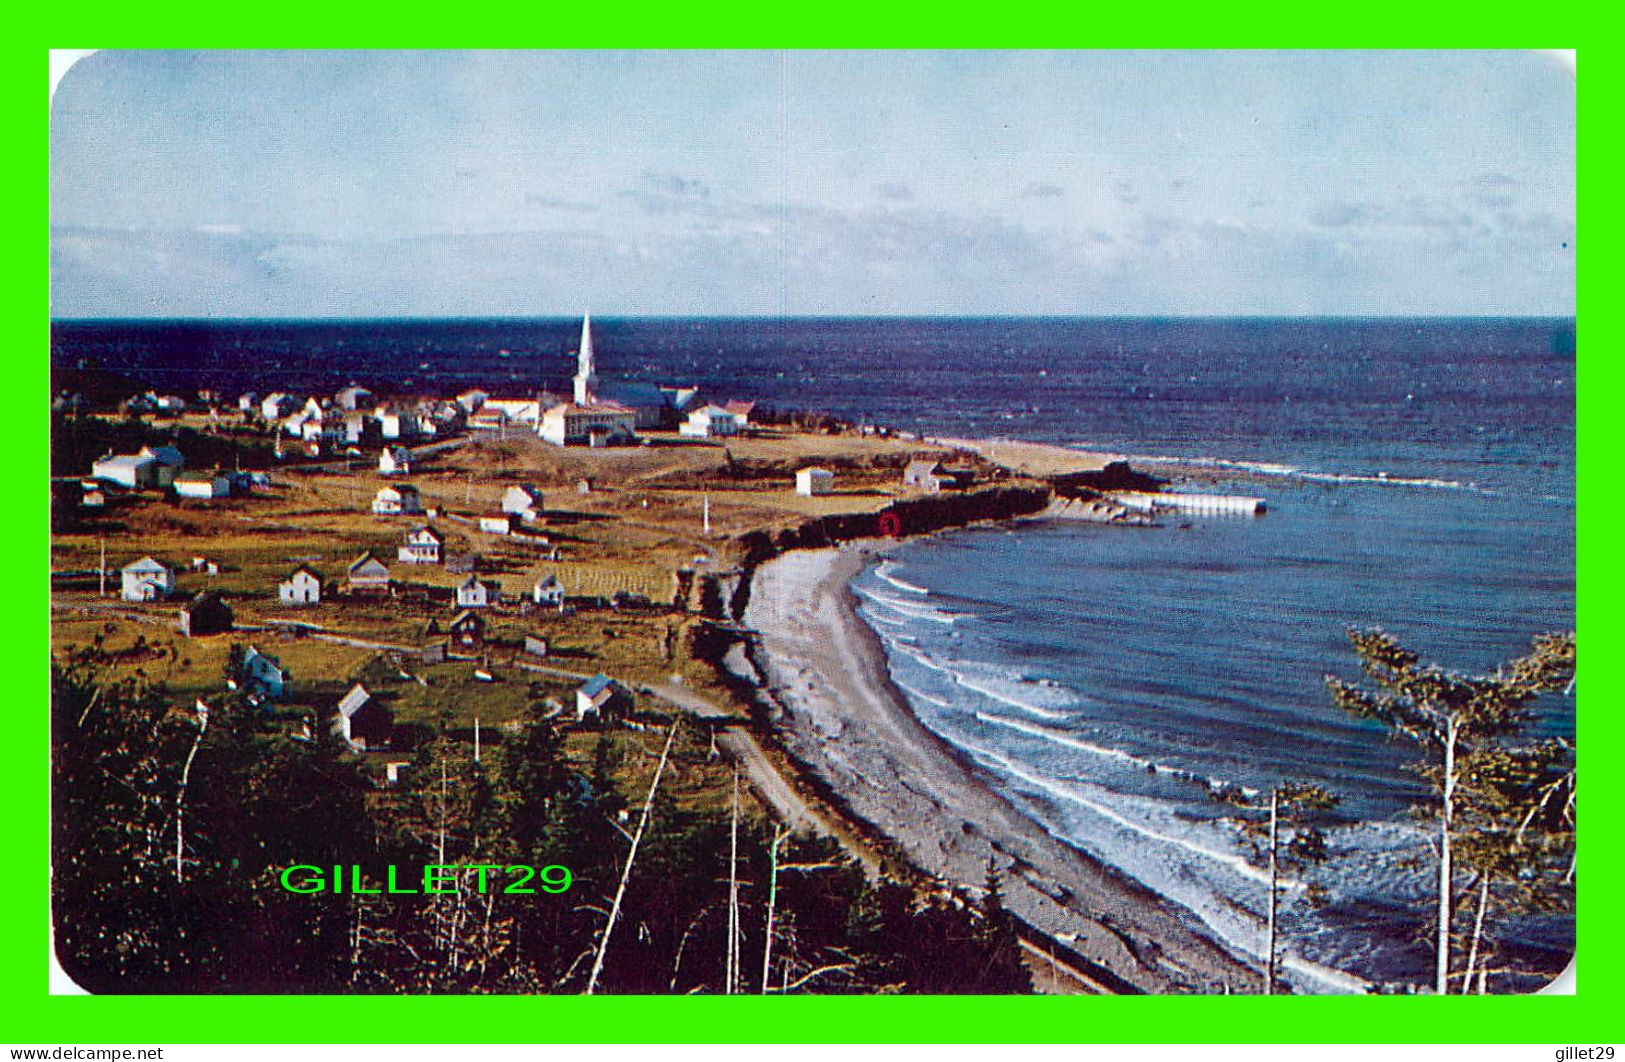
top-left (17, 22), bottom-right (1603, 1046)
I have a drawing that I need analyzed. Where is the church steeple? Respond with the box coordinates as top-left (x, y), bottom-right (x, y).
top-left (573, 312), bottom-right (597, 405)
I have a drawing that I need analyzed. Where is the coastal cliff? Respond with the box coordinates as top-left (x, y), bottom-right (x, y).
top-left (734, 484), bottom-right (1052, 567)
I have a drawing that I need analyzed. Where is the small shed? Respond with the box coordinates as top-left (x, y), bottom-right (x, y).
top-left (795, 467), bottom-right (834, 496)
top-left (175, 472), bottom-right (230, 499)
top-left (479, 513), bottom-right (514, 536)
top-left (523, 633), bottom-right (549, 658)
top-left (179, 591), bottom-right (233, 637)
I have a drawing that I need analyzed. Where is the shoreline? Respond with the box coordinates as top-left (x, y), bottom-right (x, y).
top-left (737, 541), bottom-right (1261, 994)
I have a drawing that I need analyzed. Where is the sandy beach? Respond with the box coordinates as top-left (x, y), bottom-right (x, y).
top-left (740, 543), bottom-right (1260, 994)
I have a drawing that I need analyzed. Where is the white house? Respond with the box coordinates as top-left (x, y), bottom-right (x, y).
top-left (456, 389), bottom-right (489, 414)
top-left (795, 467), bottom-right (834, 496)
top-left (456, 575), bottom-right (497, 608)
top-left (903, 461), bottom-right (949, 496)
top-left (372, 484), bottom-right (424, 516)
top-left (397, 526), bottom-right (443, 565)
top-left (278, 565), bottom-right (322, 605)
top-left (175, 472), bottom-right (230, 499)
top-left (532, 574), bottom-right (566, 609)
top-left (575, 674), bottom-right (630, 724)
top-left (538, 402), bottom-right (638, 447)
top-left (376, 408), bottom-right (419, 441)
top-left (678, 404), bottom-right (741, 438)
top-left (261, 393), bottom-right (296, 420)
top-left (478, 514), bottom-right (514, 535)
top-left (335, 386), bottom-right (375, 412)
top-left (241, 645), bottom-right (288, 699)
top-left (121, 556), bottom-right (174, 602)
top-left (723, 400), bottom-right (756, 427)
top-left (332, 683), bottom-right (390, 750)
top-left (300, 417), bottom-right (341, 444)
top-left (346, 552), bottom-right (392, 595)
top-left (501, 485), bottom-right (545, 522)
top-left (378, 447), bottom-right (413, 476)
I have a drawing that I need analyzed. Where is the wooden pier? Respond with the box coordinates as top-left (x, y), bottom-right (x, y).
top-left (1107, 491), bottom-right (1266, 516)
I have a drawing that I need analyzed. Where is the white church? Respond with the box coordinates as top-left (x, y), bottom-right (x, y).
top-left (536, 314), bottom-right (644, 447)
top-left (533, 316), bottom-right (711, 448)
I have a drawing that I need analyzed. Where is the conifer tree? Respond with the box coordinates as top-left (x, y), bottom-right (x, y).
top-left (1326, 628), bottom-right (1575, 993)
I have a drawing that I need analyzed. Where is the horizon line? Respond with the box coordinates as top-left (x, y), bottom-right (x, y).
top-left (51, 311), bottom-right (1578, 324)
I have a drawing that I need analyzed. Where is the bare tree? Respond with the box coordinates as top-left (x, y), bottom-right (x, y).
top-left (586, 720), bottom-right (680, 995)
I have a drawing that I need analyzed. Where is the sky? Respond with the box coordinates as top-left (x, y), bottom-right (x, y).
top-left (48, 50), bottom-right (1575, 318)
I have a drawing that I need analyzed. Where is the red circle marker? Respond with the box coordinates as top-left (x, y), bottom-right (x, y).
top-left (877, 512), bottom-right (903, 538)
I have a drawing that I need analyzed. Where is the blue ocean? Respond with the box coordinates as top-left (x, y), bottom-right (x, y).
top-left (52, 315), bottom-right (1576, 989)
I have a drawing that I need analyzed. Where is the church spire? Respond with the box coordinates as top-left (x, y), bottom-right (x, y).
top-left (573, 312), bottom-right (597, 405)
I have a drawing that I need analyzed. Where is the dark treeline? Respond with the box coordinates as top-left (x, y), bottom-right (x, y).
top-left (51, 649), bottom-right (1030, 994)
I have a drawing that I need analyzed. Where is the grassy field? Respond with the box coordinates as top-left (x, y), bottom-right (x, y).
top-left (53, 421), bottom-right (1030, 754)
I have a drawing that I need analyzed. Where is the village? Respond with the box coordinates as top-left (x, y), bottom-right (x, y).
top-left (49, 316), bottom-right (1103, 803)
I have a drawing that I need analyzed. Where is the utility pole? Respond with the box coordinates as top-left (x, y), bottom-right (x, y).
top-left (703, 493), bottom-right (711, 536)
top-left (98, 534), bottom-right (106, 598)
